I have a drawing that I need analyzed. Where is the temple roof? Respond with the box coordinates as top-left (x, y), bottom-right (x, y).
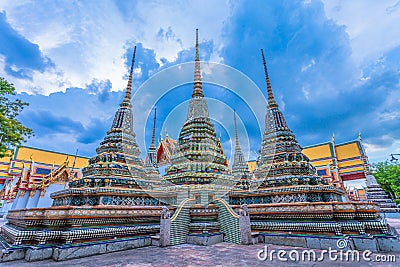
top-left (156, 133), bottom-right (177, 166)
top-left (302, 136), bottom-right (369, 182)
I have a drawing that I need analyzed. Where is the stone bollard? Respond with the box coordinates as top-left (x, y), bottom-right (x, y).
top-left (239, 204), bottom-right (252, 245)
top-left (159, 206), bottom-right (171, 247)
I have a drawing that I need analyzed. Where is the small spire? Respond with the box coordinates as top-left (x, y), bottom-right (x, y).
top-left (69, 149), bottom-right (78, 181)
top-left (234, 110), bottom-right (240, 148)
top-left (195, 28), bottom-right (199, 61)
top-left (358, 130), bottom-right (362, 141)
top-left (122, 46), bottom-right (136, 105)
top-left (261, 49), bottom-right (278, 108)
top-left (192, 29), bottom-right (204, 98)
top-left (151, 108), bottom-right (157, 146)
top-left (331, 132), bottom-right (335, 143)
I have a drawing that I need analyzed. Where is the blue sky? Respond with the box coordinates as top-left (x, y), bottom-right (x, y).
top-left (0, 0), bottom-right (399, 164)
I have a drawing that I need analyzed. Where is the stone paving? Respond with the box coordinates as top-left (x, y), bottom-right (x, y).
top-left (1, 242), bottom-right (399, 267)
top-left (0, 218), bottom-right (399, 267)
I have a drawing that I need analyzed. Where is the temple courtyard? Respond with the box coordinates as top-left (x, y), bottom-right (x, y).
top-left (0, 218), bottom-right (399, 267)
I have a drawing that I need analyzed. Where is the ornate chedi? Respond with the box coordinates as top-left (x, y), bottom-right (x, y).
top-left (0, 47), bottom-right (175, 250)
top-left (163, 30), bottom-right (231, 244)
top-left (228, 50), bottom-right (391, 238)
top-left (231, 111), bottom-right (251, 190)
top-left (51, 47), bottom-right (172, 207)
top-left (231, 49), bottom-right (344, 205)
top-left (164, 29), bottom-right (233, 199)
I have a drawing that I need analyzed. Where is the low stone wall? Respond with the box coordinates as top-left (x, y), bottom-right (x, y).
top-left (0, 236), bottom-right (152, 263)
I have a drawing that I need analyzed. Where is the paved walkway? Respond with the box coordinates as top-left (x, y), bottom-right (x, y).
top-left (2, 242), bottom-right (399, 267)
top-left (0, 218), bottom-right (399, 266)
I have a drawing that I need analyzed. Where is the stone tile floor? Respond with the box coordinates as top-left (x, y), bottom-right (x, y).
top-left (2, 242), bottom-right (400, 267)
top-left (0, 218), bottom-right (399, 267)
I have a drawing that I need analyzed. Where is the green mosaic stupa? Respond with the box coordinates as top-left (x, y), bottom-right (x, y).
top-left (164, 30), bottom-right (233, 196)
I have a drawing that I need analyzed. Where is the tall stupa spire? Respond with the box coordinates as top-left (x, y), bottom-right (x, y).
top-left (261, 49), bottom-right (278, 108)
top-left (192, 29), bottom-right (204, 98)
top-left (151, 108), bottom-right (157, 147)
top-left (187, 29), bottom-right (208, 120)
top-left (122, 46), bottom-right (136, 106)
top-left (232, 110), bottom-right (250, 184)
top-left (234, 110), bottom-right (240, 148)
top-left (256, 49), bottom-right (330, 192)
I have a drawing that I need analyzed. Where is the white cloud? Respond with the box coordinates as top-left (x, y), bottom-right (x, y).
top-left (0, 56), bottom-right (68, 95)
top-left (0, 0), bottom-right (231, 95)
top-left (364, 138), bottom-right (400, 163)
top-left (322, 0), bottom-right (400, 66)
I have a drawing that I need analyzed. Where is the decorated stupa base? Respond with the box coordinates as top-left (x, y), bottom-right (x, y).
top-left (231, 201), bottom-right (389, 235)
top-left (1, 205), bottom-right (171, 245)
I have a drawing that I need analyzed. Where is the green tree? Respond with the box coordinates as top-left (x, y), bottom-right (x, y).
top-left (372, 161), bottom-right (400, 199)
top-left (0, 77), bottom-right (33, 157)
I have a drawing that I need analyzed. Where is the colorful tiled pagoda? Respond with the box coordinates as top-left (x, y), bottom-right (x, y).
top-left (163, 29), bottom-right (233, 202)
top-left (0, 47), bottom-right (175, 251)
top-left (231, 49), bottom-right (344, 205)
top-left (50, 47), bottom-right (172, 207)
top-left (228, 50), bottom-right (391, 239)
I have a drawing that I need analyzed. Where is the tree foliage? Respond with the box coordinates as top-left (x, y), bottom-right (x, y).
top-left (0, 77), bottom-right (33, 157)
top-left (372, 161), bottom-right (400, 199)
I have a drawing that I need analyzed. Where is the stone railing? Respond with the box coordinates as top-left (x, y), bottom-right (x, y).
top-left (169, 198), bottom-right (195, 245)
top-left (214, 198), bottom-right (240, 244)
